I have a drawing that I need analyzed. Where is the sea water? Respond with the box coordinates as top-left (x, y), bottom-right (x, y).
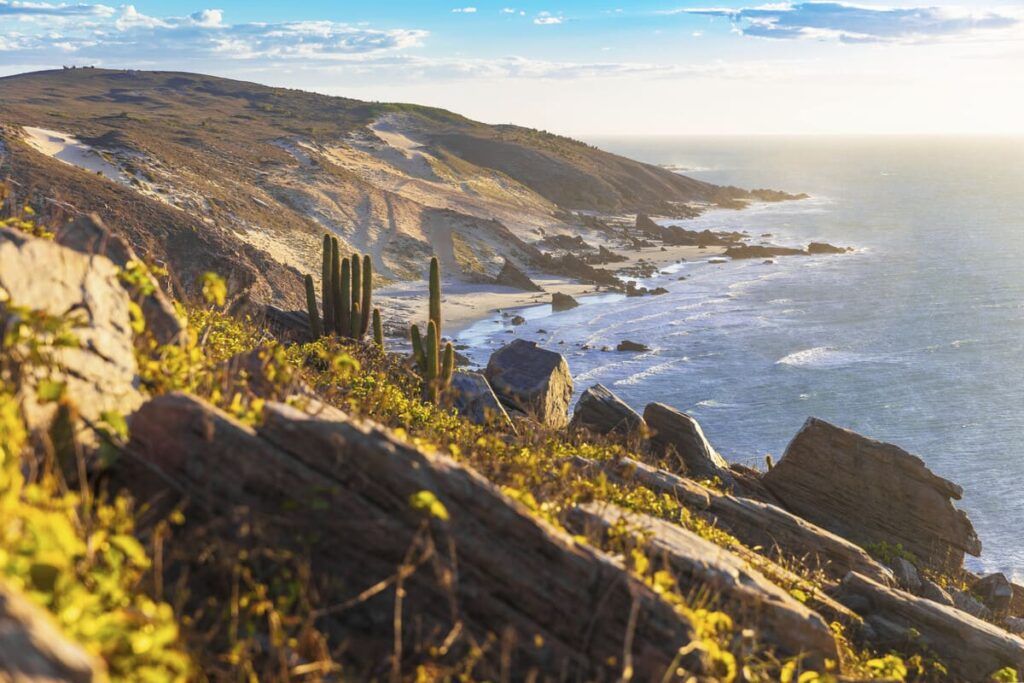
top-left (457, 136), bottom-right (1024, 578)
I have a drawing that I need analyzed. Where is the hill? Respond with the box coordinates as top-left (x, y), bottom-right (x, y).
top-left (0, 68), bottom-right (787, 309)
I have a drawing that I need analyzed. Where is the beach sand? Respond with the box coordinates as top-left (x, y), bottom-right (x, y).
top-left (378, 242), bottom-right (726, 337)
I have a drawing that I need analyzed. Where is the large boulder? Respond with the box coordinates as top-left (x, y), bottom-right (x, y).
top-left (569, 384), bottom-right (644, 436)
top-left (550, 292), bottom-right (579, 311)
top-left (762, 418), bottom-right (980, 572)
top-left (643, 402), bottom-right (731, 481)
top-left (56, 214), bottom-right (185, 345)
top-left (127, 393), bottom-right (705, 680)
top-left (0, 582), bottom-right (104, 682)
top-left (485, 340), bottom-right (573, 428)
top-left (834, 572), bottom-right (1024, 681)
top-left (494, 259), bottom-right (542, 292)
top-left (0, 228), bottom-right (143, 436)
top-left (974, 573), bottom-right (1015, 614)
top-left (566, 503), bottom-right (839, 669)
top-left (449, 371), bottom-right (513, 430)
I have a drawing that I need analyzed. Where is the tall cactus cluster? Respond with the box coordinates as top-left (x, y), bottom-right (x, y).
top-left (304, 234), bottom-right (384, 348)
top-left (410, 257), bottom-right (454, 403)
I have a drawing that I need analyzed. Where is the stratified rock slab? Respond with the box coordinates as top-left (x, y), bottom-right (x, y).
top-left (763, 418), bottom-right (980, 572)
top-left (128, 393), bottom-right (702, 680)
top-left (449, 370), bottom-right (513, 429)
top-left (643, 402), bottom-right (730, 481)
top-left (834, 572), bottom-right (1024, 681)
top-left (569, 383), bottom-right (644, 435)
top-left (566, 503), bottom-right (839, 669)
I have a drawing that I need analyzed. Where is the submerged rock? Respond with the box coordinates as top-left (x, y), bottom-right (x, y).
top-left (551, 292), bottom-right (579, 311)
top-left (762, 418), bottom-right (980, 572)
top-left (807, 242), bottom-right (850, 255)
top-left (569, 384), bottom-right (644, 435)
top-left (616, 340), bottom-right (649, 352)
top-left (485, 340), bottom-right (573, 428)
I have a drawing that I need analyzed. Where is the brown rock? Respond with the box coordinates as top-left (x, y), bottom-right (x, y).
top-left (616, 340), bottom-right (649, 352)
top-left (56, 213), bottom-right (185, 345)
top-left (495, 258), bottom-right (542, 292)
top-left (566, 503), bottom-right (839, 669)
top-left (0, 582), bottom-right (104, 682)
top-left (449, 370), bottom-right (514, 430)
top-left (834, 572), bottom-right (1024, 681)
top-left (0, 228), bottom-right (143, 438)
top-left (551, 292), bottom-right (579, 311)
top-left (974, 573), bottom-right (1015, 614)
top-left (762, 418), bottom-right (980, 572)
top-left (615, 458), bottom-right (892, 586)
top-left (643, 402), bottom-right (730, 481)
top-left (485, 340), bottom-right (573, 428)
top-left (127, 393), bottom-right (704, 680)
top-left (569, 383), bottom-right (644, 435)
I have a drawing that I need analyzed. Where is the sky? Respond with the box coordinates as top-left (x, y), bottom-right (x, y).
top-left (1, 0), bottom-right (1022, 135)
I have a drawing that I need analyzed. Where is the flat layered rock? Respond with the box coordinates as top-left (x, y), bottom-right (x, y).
top-left (615, 458), bottom-right (893, 586)
top-left (643, 402), bottom-right (731, 481)
top-left (485, 340), bottom-right (573, 428)
top-left (834, 572), bottom-right (1024, 681)
top-left (566, 503), bottom-right (838, 669)
top-left (127, 393), bottom-right (703, 680)
top-left (762, 418), bottom-right (980, 572)
top-left (0, 228), bottom-right (143, 436)
top-left (569, 383), bottom-right (644, 435)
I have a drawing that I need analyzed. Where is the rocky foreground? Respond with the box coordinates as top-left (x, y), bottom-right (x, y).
top-left (1, 219), bottom-right (1022, 682)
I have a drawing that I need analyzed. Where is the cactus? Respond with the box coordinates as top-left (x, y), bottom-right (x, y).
top-left (321, 234), bottom-right (333, 332)
top-left (304, 234), bottom-right (378, 340)
top-left (428, 256), bottom-right (441, 339)
top-left (372, 308), bottom-right (384, 349)
top-left (410, 257), bottom-right (453, 403)
top-left (360, 254), bottom-right (373, 337)
top-left (304, 274), bottom-right (322, 338)
top-left (338, 255), bottom-right (350, 336)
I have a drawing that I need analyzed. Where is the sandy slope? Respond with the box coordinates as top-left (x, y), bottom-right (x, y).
top-left (22, 127), bottom-right (123, 182)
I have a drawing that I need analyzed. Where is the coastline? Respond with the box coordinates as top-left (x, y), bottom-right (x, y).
top-left (378, 241), bottom-right (729, 338)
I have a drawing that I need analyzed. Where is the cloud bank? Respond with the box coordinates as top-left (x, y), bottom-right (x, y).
top-left (681, 2), bottom-right (1019, 43)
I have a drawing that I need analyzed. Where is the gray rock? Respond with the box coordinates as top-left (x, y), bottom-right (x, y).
top-left (510, 315), bottom-right (526, 326)
top-left (1004, 616), bottom-right (1024, 635)
top-left (616, 340), bottom-right (649, 352)
top-left (485, 340), bottom-right (573, 428)
top-left (551, 292), bottom-right (579, 311)
top-left (891, 557), bottom-right (922, 594)
top-left (0, 228), bottom-right (143, 438)
top-left (569, 384), bottom-right (644, 435)
top-left (0, 581), bottom-right (103, 682)
top-left (450, 371), bottom-right (513, 429)
top-left (920, 578), bottom-right (955, 607)
top-left (56, 213), bottom-right (185, 346)
top-left (834, 572), bottom-right (1024, 681)
top-left (762, 417), bottom-right (980, 572)
top-left (566, 503), bottom-right (838, 669)
top-left (643, 402), bottom-right (731, 481)
top-left (950, 588), bottom-right (992, 621)
top-left (974, 573), bottom-right (1014, 613)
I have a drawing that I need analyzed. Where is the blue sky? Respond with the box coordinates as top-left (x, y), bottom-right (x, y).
top-left (1, 0), bottom-right (1022, 133)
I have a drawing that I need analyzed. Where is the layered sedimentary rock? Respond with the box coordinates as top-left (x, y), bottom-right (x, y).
top-left (762, 418), bottom-right (981, 572)
top-left (569, 384), bottom-right (644, 436)
top-left (643, 402), bottom-right (731, 481)
top-left (485, 340), bottom-right (573, 428)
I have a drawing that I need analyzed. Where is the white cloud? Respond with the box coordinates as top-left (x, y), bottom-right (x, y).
top-left (680, 2), bottom-right (1020, 44)
top-left (451, 6), bottom-right (476, 13)
top-left (501, 7), bottom-right (516, 14)
top-left (0, 4), bottom-right (429, 62)
top-left (534, 11), bottom-right (562, 25)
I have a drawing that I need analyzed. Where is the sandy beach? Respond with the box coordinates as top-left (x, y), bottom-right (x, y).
top-left (377, 242), bottom-right (727, 337)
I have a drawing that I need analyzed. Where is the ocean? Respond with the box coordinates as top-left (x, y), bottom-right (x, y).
top-left (458, 136), bottom-right (1024, 578)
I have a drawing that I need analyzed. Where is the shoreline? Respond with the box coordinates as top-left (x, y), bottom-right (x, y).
top-left (377, 241), bottom-right (728, 338)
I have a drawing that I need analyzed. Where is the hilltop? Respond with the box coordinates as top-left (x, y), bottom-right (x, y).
top-left (0, 68), bottom-right (795, 312)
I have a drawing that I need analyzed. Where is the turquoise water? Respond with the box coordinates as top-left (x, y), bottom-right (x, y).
top-left (459, 136), bottom-right (1024, 578)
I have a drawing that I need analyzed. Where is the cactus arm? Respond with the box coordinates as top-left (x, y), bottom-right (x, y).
top-left (330, 238), bottom-right (342, 335)
top-left (410, 324), bottom-right (426, 372)
top-left (360, 254), bottom-right (373, 337)
top-left (339, 256), bottom-right (350, 337)
top-left (321, 234), bottom-right (333, 333)
top-left (372, 308), bottom-right (384, 348)
top-left (428, 256), bottom-right (441, 340)
top-left (351, 254), bottom-right (361, 312)
top-left (304, 274), bottom-right (322, 338)
top-left (350, 302), bottom-right (361, 338)
top-left (426, 320), bottom-right (440, 404)
top-left (441, 341), bottom-right (455, 386)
